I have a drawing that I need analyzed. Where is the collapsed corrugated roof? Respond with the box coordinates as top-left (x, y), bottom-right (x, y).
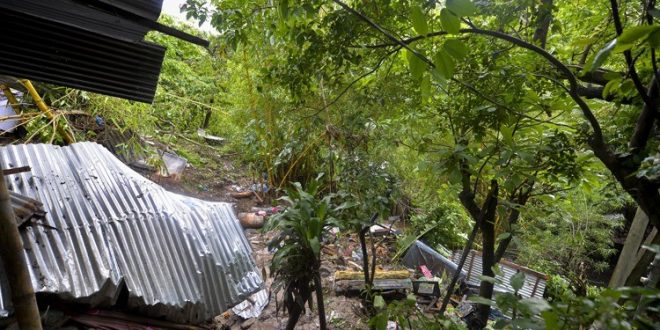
top-left (0, 142), bottom-right (263, 323)
top-left (0, 0), bottom-right (208, 103)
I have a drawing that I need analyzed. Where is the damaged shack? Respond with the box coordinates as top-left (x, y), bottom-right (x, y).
top-left (0, 142), bottom-right (263, 323)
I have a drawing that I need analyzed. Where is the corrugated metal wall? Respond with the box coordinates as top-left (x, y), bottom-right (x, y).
top-left (451, 250), bottom-right (546, 299)
top-left (0, 142), bottom-right (263, 323)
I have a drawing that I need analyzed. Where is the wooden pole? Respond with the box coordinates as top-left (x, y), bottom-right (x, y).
top-left (609, 208), bottom-right (650, 287)
top-left (0, 163), bottom-right (42, 329)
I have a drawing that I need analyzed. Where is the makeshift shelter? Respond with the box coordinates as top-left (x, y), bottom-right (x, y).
top-left (0, 142), bottom-right (263, 323)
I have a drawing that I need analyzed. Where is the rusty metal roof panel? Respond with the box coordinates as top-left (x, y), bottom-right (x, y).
top-left (0, 142), bottom-right (263, 323)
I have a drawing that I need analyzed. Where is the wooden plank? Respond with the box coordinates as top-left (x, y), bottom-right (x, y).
top-left (334, 278), bottom-right (413, 293)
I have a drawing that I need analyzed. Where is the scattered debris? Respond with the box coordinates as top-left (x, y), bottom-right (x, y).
top-left (67, 309), bottom-right (207, 330)
top-left (9, 191), bottom-right (45, 227)
top-left (0, 90), bottom-right (21, 133)
top-left (231, 289), bottom-right (269, 319)
top-left (157, 149), bottom-right (188, 180)
top-left (197, 128), bottom-right (226, 145)
top-left (238, 212), bottom-right (266, 229)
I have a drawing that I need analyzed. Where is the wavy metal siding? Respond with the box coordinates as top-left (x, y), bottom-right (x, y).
top-left (451, 250), bottom-right (547, 299)
top-left (0, 142), bottom-right (263, 323)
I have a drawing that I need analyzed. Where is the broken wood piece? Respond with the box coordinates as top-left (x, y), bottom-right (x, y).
top-left (335, 270), bottom-right (410, 280)
top-left (252, 191), bottom-right (264, 203)
top-left (238, 213), bottom-right (265, 229)
top-left (347, 261), bottom-right (363, 270)
top-left (2, 166), bottom-right (30, 175)
top-left (230, 191), bottom-right (254, 199)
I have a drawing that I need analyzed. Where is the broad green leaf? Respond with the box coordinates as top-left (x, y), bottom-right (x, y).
top-left (510, 272), bottom-right (525, 292)
top-left (500, 125), bottom-right (513, 146)
top-left (278, 0), bottom-right (289, 19)
top-left (602, 78), bottom-right (622, 98)
top-left (585, 39), bottom-right (616, 72)
top-left (406, 49), bottom-right (426, 81)
top-left (541, 310), bottom-right (560, 329)
top-left (368, 312), bottom-right (388, 330)
top-left (492, 264), bottom-right (504, 277)
top-left (410, 5), bottom-right (428, 35)
top-left (496, 232), bottom-right (511, 241)
top-left (446, 0), bottom-right (478, 17)
top-left (468, 295), bottom-right (495, 306)
top-left (443, 39), bottom-right (468, 60)
top-left (648, 30), bottom-right (660, 48)
top-left (520, 298), bottom-right (551, 314)
top-left (433, 51), bottom-right (455, 78)
top-left (309, 237), bottom-right (320, 257)
top-left (617, 25), bottom-right (660, 45)
top-left (420, 74), bottom-right (431, 101)
top-left (374, 295), bottom-right (386, 308)
top-left (430, 68), bottom-right (447, 85)
top-left (440, 9), bottom-right (461, 34)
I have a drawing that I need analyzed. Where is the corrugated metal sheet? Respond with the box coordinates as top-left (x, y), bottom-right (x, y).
top-left (0, 142), bottom-right (263, 323)
top-left (402, 240), bottom-right (467, 279)
top-left (0, 9), bottom-right (165, 103)
top-left (451, 250), bottom-right (547, 299)
top-left (94, 0), bottom-right (164, 21)
top-left (0, 0), bottom-right (152, 42)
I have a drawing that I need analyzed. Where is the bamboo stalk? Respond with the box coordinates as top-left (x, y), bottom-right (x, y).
top-left (19, 80), bottom-right (75, 144)
top-left (0, 162), bottom-right (42, 329)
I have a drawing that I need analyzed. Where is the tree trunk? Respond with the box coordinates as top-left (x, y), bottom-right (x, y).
top-left (533, 0), bottom-right (554, 49)
top-left (314, 273), bottom-right (327, 330)
top-left (476, 181), bottom-right (498, 328)
top-left (202, 109), bottom-right (212, 129)
top-left (0, 165), bottom-right (42, 329)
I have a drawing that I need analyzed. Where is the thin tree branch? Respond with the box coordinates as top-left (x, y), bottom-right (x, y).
top-left (332, 0), bottom-right (434, 67)
top-left (610, 0), bottom-right (655, 107)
